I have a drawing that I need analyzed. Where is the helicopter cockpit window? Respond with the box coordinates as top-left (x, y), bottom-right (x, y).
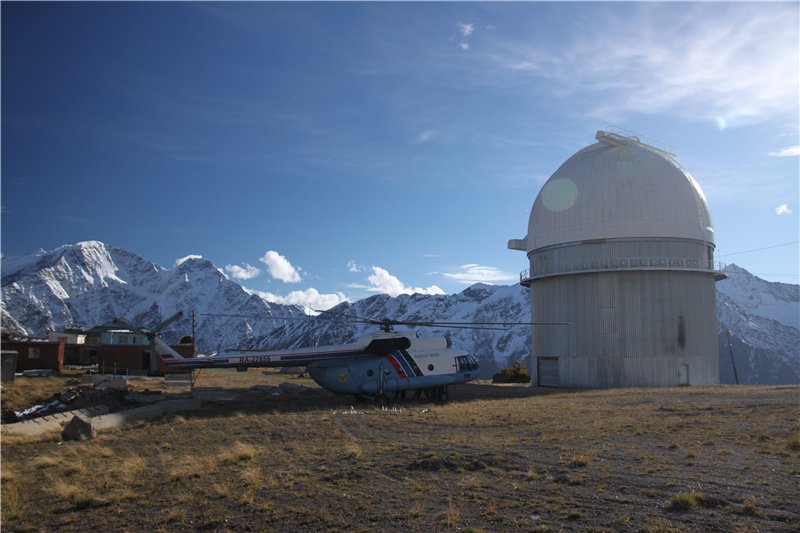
top-left (455, 355), bottom-right (479, 372)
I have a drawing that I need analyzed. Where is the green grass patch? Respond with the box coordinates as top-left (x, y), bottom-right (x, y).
top-left (668, 491), bottom-right (705, 511)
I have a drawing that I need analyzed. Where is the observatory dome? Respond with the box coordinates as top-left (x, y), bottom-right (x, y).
top-left (525, 131), bottom-right (714, 252)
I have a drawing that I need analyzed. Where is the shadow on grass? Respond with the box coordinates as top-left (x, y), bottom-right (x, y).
top-left (170, 381), bottom-right (569, 419)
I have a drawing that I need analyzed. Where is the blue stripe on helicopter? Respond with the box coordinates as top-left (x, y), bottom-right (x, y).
top-left (275, 350), bottom-right (363, 361)
top-left (398, 349), bottom-right (424, 376)
top-left (398, 349), bottom-right (422, 377)
top-left (164, 358), bottom-right (231, 366)
top-left (391, 350), bottom-right (418, 377)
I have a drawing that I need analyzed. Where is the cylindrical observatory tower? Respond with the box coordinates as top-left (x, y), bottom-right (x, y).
top-left (508, 131), bottom-right (725, 388)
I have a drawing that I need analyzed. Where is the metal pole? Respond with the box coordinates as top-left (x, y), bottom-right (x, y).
top-left (726, 330), bottom-right (739, 385)
top-left (192, 310), bottom-right (197, 357)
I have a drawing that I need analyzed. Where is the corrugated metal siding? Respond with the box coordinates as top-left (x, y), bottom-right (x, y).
top-left (530, 268), bottom-right (719, 388)
top-left (536, 357), bottom-right (559, 387)
top-left (529, 239), bottom-right (716, 279)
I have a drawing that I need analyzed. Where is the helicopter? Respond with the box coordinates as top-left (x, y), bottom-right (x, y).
top-left (149, 310), bottom-right (568, 405)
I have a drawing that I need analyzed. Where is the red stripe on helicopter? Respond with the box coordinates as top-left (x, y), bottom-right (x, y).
top-left (385, 354), bottom-right (408, 378)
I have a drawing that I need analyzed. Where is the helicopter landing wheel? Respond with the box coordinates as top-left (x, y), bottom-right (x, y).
top-left (375, 394), bottom-right (391, 407)
top-left (437, 387), bottom-right (449, 403)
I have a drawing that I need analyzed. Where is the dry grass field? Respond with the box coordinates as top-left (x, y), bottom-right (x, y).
top-left (1, 369), bottom-right (798, 532)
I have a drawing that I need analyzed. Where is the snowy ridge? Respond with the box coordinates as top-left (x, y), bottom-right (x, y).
top-left (1, 241), bottom-right (305, 350)
top-left (717, 264), bottom-right (799, 329)
top-left (715, 264), bottom-right (800, 384)
top-left (247, 284), bottom-right (532, 377)
top-left (2, 242), bottom-right (798, 384)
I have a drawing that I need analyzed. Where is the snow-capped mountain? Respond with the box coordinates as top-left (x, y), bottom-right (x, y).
top-left (251, 265), bottom-right (799, 384)
top-left (715, 264), bottom-right (799, 385)
top-left (1, 241), bottom-right (305, 350)
top-left (2, 241), bottom-right (798, 384)
top-left (249, 283), bottom-right (532, 378)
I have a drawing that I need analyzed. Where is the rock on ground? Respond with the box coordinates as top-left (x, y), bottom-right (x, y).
top-left (61, 414), bottom-right (96, 441)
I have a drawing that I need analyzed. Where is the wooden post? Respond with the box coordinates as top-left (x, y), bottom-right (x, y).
top-left (192, 310), bottom-right (197, 357)
top-left (726, 330), bottom-right (739, 385)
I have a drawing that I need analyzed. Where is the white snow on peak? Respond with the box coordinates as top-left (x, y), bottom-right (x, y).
top-left (3, 241), bottom-right (798, 384)
top-left (75, 240), bottom-right (106, 249)
top-left (75, 241), bottom-right (124, 284)
top-left (1, 240), bottom-right (304, 350)
top-left (1, 248), bottom-right (49, 277)
top-left (718, 263), bottom-right (799, 330)
top-left (174, 255), bottom-right (204, 267)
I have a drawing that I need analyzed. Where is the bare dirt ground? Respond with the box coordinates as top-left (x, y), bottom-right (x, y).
top-left (2, 369), bottom-right (798, 532)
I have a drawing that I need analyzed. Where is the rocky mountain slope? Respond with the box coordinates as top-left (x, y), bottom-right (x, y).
top-left (1, 241), bottom-right (305, 350)
top-left (2, 241), bottom-right (797, 384)
top-left (715, 264), bottom-right (799, 384)
top-left (251, 283), bottom-right (533, 378)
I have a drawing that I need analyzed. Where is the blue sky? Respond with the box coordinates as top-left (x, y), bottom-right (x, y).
top-left (2, 2), bottom-right (798, 311)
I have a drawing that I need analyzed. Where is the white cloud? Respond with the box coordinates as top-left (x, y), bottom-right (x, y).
top-left (346, 260), bottom-right (364, 273)
top-left (260, 250), bottom-right (302, 283)
top-left (441, 264), bottom-right (517, 284)
top-left (769, 145), bottom-right (800, 157)
top-left (775, 204), bottom-right (794, 215)
top-left (487, 4), bottom-right (798, 127)
top-left (174, 254), bottom-right (203, 267)
top-left (417, 130), bottom-right (435, 143)
top-left (459, 42), bottom-right (470, 51)
top-left (254, 288), bottom-right (349, 315)
top-left (353, 266), bottom-right (445, 297)
top-left (457, 22), bottom-right (475, 38)
top-left (224, 263), bottom-right (261, 280)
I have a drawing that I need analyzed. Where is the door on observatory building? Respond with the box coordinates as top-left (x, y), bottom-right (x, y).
top-left (678, 364), bottom-right (689, 386)
top-left (537, 357), bottom-right (559, 387)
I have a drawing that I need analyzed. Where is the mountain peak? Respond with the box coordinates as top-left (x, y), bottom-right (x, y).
top-left (75, 240), bottom-right (106, 250)
top-left (1, 240), bottom-right (303, 349)
top-left (3, 241), bottom-right (798, 384)
top-left (174, 254), bottom-right (205, 268)
top-left (723, 263), bottom-right (748, 274)
top-left (717, 262), bottom-right (799, 330)
top-left (172, 255), bottom-right (226, 280)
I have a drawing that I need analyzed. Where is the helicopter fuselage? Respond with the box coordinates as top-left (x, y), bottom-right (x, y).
top-left (155, 332), bottom-right (480, 400)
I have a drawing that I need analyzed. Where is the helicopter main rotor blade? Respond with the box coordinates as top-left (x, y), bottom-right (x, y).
top-left (315, 309), bottom-right (572, 330)
top-left (387, 320), bottom-right (571, 327)
top-left (202, 309), bottom-right (570, 332)
top-left (311, 308), bottom-right (382, 325)
top-left (415, 324), bottom-right (513, 331)
top-left (200, 312), bottom-right (311, 321)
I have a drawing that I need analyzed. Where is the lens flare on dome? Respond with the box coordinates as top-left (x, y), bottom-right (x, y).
top-left (540, 178), bottom-right (578, 213)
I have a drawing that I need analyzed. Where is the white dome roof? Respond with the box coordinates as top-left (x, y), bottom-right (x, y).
top-left (522, 132), bottom-right (714, 252)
